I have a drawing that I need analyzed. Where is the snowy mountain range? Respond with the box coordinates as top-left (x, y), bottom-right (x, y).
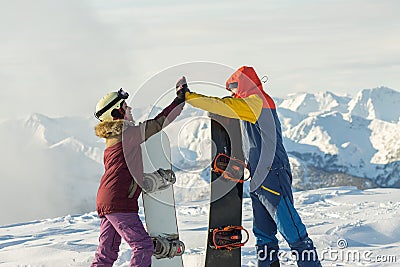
top-left (1, 86), bottom-right (399, 225)
top-left (279, 87), bottom-right (400, 190)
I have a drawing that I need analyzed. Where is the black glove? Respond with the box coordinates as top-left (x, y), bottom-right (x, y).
top-left (176, 76), bottom-right (188, 91)
top-left (175, 76), bottom-right (190, 103)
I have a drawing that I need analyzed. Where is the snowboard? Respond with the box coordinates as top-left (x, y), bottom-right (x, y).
top-left (141, 130), bottom-right (184, 267)
top-left (205, 113), bottom-right (247, 267)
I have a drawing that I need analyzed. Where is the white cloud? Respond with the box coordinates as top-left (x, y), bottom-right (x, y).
top-left (0, 0), bottom-right (399, 120)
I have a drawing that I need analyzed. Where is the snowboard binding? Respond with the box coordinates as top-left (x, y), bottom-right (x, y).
top-left (213, 153), bottom-right (248, 183)
top-left (143, 168), bottom-right (176, 193)
top-left (209, 225), bottom-right (249, 250)
top-left (152, 234), bottom-right (185, 259)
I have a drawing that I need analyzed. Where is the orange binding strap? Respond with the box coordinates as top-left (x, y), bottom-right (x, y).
top-left (213, 153), bottom-right (249, 183)
top-left (212, 225), bottom-right (250, 250)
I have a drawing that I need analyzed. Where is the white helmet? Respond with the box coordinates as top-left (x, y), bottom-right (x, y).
top-left (94, 88), bottom-right (129, 121)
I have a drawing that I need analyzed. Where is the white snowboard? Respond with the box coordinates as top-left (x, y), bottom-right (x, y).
top-left (141, 130), bottom-right (184, 267)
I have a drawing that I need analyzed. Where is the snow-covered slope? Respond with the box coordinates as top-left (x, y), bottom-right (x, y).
top-left (280, 91), bottom-right (350, 116)
top-left (347, 87), bottom-right (400, 123)
top-left (1, 87), bottom-right (399, 226)
top-left (1, 187), bottom-right (399, 266)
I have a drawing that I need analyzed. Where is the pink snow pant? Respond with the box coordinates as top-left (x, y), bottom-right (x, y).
top-left (91, 213), bottom-right (153, 267)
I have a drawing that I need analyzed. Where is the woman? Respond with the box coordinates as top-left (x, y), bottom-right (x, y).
top-left (91, 85), bottom-right (185, 267)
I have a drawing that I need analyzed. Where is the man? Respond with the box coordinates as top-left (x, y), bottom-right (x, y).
top-left (179, 66), bottom-right (322, 267)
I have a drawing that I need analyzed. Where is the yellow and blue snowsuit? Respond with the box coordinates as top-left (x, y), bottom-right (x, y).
top-left (186, 66), bottom-right (321, 267)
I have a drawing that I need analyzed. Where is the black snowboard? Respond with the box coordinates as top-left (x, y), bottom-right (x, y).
top-left (205, 113), bottom-right (245, 267)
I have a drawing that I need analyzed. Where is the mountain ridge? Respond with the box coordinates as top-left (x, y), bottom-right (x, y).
top-left (1, 86), bottom-right (399, 224)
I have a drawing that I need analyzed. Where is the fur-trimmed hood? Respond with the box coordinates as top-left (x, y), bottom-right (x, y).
top-left (95, 120), bottom-right (127, 138)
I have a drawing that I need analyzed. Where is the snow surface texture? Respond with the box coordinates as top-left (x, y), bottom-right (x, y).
top-left (0, 187), bottom-right (399, 266)
top-left (0, 87), bottom-right (399, 225)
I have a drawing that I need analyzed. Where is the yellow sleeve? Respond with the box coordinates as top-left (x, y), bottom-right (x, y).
top-left (185, 92), bottom-right (263, 124)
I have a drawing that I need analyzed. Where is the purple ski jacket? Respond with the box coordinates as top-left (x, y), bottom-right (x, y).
top-left (94, 99), bottom-right (183, 217)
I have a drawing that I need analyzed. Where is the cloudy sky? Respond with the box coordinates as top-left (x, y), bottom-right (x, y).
top-left (1, 0), bottom-right (399, 120)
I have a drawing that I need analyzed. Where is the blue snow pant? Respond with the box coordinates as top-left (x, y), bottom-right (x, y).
top-left (251, 166), bottom-right (322, 267)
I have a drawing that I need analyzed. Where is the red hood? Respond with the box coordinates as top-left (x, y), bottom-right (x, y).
top-left (226, 66), bottom-right (276, 109)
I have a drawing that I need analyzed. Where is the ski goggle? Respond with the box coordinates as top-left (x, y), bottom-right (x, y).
top-left (227, 82), bottom-right (238, 91)
top-left (117, 88), bottom-right (129, 99)
top-left (95, 88), bottom-right (129, 121)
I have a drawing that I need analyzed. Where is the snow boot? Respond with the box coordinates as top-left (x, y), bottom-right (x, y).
top-left (257, 242), bottom-right (280, 267)
top-left (289, 236), bottom-right (322, 267)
